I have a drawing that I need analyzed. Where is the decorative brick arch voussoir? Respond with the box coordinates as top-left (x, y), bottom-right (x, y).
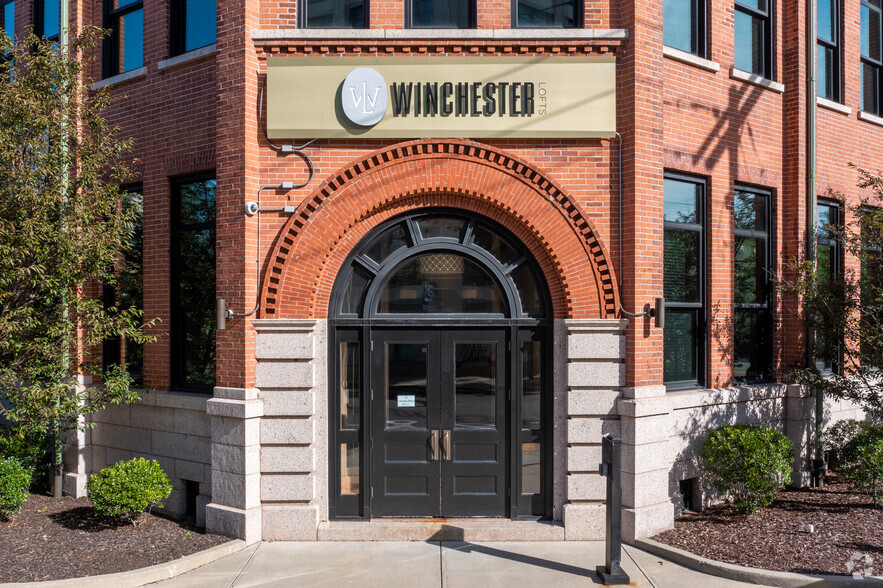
top-left (260, 139), bottom-right (619, 320)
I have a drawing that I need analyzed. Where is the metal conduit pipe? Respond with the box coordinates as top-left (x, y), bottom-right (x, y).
top-left (806, 0), bottom-right (825, 487)
top-left (225, 182), bottom-right (299, 321)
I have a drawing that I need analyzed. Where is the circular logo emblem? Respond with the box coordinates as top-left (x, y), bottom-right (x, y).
top-left (341, 68), bottom-right (388, 127)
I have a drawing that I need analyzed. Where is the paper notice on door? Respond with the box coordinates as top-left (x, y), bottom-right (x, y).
top-left (397, 395), bottom-right (416, 408)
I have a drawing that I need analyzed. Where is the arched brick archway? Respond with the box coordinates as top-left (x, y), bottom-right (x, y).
top-left (260, 139), bottom-right (619, 320)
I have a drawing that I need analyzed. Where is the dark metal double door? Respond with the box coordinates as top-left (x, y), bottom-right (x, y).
top-left (371, 329), bottom-right (508, 517)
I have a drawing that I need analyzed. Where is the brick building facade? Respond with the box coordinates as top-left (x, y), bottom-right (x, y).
top-left (5, 0), bottom-right (879, 542)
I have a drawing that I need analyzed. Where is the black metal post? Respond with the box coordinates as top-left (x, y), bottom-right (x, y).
top-left (596, 434), bottom-right (630, 585)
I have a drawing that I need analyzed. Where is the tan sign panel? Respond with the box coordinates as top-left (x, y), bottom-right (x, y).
top-left (267, 56), bottom-right (616, 139)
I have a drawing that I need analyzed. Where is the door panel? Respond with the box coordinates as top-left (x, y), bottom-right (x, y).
top-left (441, 330), bottom-right (507, 517)
top-left (371, 332), bottom-right (441, 517)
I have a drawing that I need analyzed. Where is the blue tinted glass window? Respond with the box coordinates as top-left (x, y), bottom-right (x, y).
top-left (304, 0), bottom-right (364, 27)
top-left (818, 0), bottom-right (834, 43)
top-left (184, 0), bottom-right (216, 51)
top-left (41, 0), bottom-right (59, 39)
top-left (817, 0), bottom-right (839, 101)
top-left (663, 0), bottom-right (697, 54)
top-left (120, 9), bottom-right (143, 72)
top-left (516, 0), bottom-right (577, 28)
top-left (3, 1), bottom-right (13, 39)
top-left (735, 9), bottom-right (763, 75)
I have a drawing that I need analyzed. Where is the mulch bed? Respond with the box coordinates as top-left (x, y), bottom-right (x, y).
top-left (0, 492), bottom-right (230, 583)
top-left (653, 473), bottom-right (883, 577)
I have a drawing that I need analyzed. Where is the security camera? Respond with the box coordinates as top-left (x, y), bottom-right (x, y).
top-left (245, 201), bottom-right (259, 216)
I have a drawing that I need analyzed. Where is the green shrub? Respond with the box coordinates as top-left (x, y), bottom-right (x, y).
top-left (826, 419), bottom-right (875, 468)
top-left (87, 458), bottom-right (172, 525)
top-left (702, 424), bottom-right (793, 514)
top-left (0, 457), bottom-right (33, 518)
top-left (839, 427), bottom-right (883, 506)
top-left (0, 426), bottom-right (49, 484)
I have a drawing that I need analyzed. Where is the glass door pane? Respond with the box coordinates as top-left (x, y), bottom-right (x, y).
top-left (386, 343), bottom-right (428, 429)
top-left (454, 342), bottom-right (496, 429)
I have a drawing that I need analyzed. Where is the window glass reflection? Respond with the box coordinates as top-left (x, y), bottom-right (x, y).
top-left (521, 341), bottom-right (541, 430)
top-left (516, 0), bottom-right (576, 27)
top-left (417, 216), bottom-right (465, 240)
top-left (522, 442), bottom-right (541, 494)
top-left (305, 0), bottom-right (364, 27)
top-left (340, 342), bottom-right (360, 430)
top-left (664, 309), bottom-right (698, 382)
top-left (473, 224), bottom-right (516, 265)
top-left (378, 253), bottom-right (505, 314)
top-left (663, 179), bottom-right (698, 223)
top-left (454, 342), bottom-right (496, 429)
top-left (663, 0), bottom-right (697, 53)
top-left (340, 443), bottom-right (359, 495)
top-left (367, 223), bottom-right (409, 264)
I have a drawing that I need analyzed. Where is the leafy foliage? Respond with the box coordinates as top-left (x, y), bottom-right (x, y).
top-left (702, 424), bottom-right (793, 514)
top-left (86, 458), bottom-right (172, 525)
top-left (0, 457), bottom-right (33, 518)
top-left (0, 425), bottom-right (49, 485)
top-left (826, 419), bottom-right (869, 467)
top-left (782, 167), bottom-right (883, 415)
top-left (830, 420), bottom-right (883, 506)
top-left (0, 30), bottom-right (156, 435)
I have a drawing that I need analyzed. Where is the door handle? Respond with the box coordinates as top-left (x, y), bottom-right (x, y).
top-left (429, 430), bottom-right (439, 461)
top-left (442, 430), bottom-right (452, 461)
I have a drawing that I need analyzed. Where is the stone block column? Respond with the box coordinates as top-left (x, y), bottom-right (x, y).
top-left (785, 384), bottom-right (815, 487)
top-left (253, 319), bottom-right (325, 541)
top-left (62, 376), bottom-right (92, 498)
top-left (618, 385), bottom-right (674, 541)
top-left (205, 387), bottom-right (264, 543)
top-left (562, 319), bottom-right (627, 540)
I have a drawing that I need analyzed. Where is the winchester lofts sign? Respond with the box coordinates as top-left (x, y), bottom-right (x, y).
top-left (266, 56), bottom-right (616, 139)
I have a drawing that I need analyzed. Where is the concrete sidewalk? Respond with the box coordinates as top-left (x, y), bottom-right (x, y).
top-left (151, 541), bottom-right (766, 587)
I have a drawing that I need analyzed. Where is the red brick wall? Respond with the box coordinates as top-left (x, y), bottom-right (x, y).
top-left (37, 0), bottom-right (883, 392)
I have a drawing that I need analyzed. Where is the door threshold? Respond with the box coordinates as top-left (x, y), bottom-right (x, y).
top-left (318, 518), bottom-right (564, 542)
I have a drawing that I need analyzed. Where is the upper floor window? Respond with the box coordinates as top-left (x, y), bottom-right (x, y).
top-left (664, 174), bottom-right (705, 389)
top-left (514, 0), bottom-right (578, 28)
top-left (664, 0), bottom-right (705, 56)
top-left (733, 188), bottom-right (772, 383)
top-left (407, 0), bottom-right (474, 28)
top-left (2, 0), bottom-right (14, 41)
top-left (171, 174), bottom-right (216, 392)
top-left (862, 0), bottom-right (882, 114)
top-left (817, 0), bottom-right (840, 101)
top-left (301, 0), bottom-right (365, 27)
top-left (170, 0), bottom-right (216, 55)
top-left (734, 0), bottom-right (772, 79)
top-left (102, 0), bottom-right (143, 78)
top-left (35, 0), bottom-right (59, 42)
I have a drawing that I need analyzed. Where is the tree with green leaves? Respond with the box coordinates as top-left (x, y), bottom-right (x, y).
top-left (0, 29), bottom-right (155, 495)
top-left (785, 167), bottom-right (883, 418)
